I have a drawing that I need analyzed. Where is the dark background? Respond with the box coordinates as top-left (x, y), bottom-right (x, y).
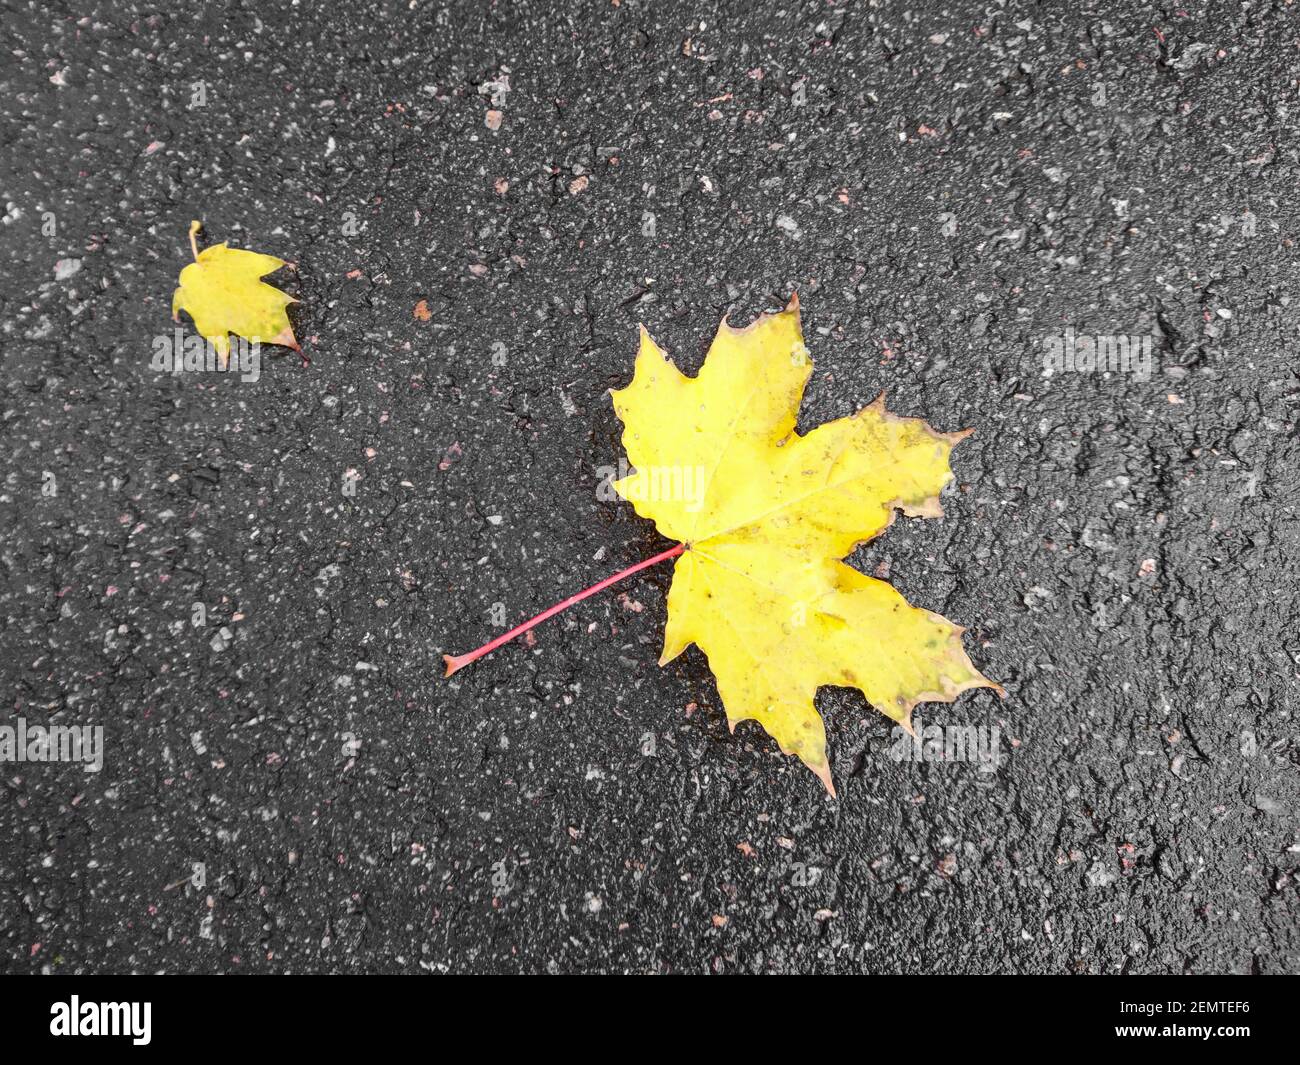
top-left (1, 0), bottom-right (1296, 974)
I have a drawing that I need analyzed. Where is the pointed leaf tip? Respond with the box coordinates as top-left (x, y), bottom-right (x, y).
top-left (813, 761), bottom-right (836, 798)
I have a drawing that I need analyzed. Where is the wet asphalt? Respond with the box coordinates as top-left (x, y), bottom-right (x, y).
top-left (0, 0), bottom-right (1296, 973)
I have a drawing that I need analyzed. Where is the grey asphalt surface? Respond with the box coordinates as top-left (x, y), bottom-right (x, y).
top-left (1, 0), bottom-right (1297, 975)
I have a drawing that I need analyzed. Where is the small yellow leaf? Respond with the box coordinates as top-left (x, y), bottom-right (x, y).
top-left (610, 295), bottom-right (1001, 795)
top-left (171, 220), bottom-right (299, 366)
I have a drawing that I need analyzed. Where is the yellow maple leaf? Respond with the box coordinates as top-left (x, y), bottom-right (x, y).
top-left (171, 221), bottom-right (299, 366)
top-left (610, 295), bottom-right (1001, 795)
